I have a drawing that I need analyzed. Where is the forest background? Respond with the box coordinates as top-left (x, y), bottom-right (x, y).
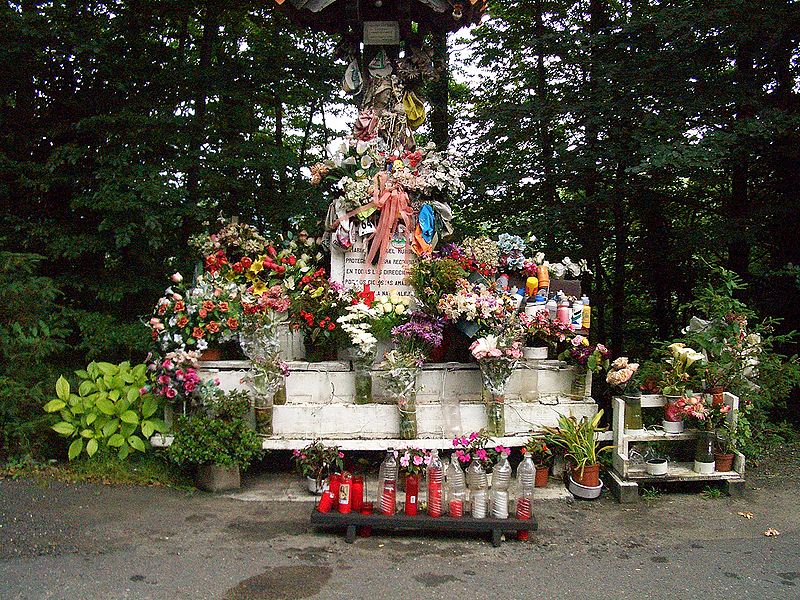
top-left (1, 0), bottom-right (799, 459)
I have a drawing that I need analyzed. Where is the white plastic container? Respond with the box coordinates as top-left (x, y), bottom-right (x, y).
top-left (568, 477), bottom-right (603, 500)
top-left (645, 458), bottom-right (668, 476)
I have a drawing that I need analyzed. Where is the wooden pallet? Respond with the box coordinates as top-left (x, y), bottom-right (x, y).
top-left (310, 509), bottom-right (538, 547)
top-left (609, 393), bottom-right (745, 503)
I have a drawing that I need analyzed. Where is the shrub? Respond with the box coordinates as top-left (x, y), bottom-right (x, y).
top-left (168, 415), bottom-right (262, 469)
top-left (44, 361), bottom-right (167, 460)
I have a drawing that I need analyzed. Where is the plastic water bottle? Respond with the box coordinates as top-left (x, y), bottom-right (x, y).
top-left (466, 460), bottom-right (489, 518)
top-left (378, 449), bottom-right (398, 515)
top-left (516, 453), bottom-right (536, 540)
top-left (546, 297), bottom-right (558, 321)
top-left (427, 449), bottom-right (444, 518)
top-left (490, 454), bottom-right (512, 518)
top-left (446, 455), bottom-right (466, 517)
top-left (571, 299), bottom-right (584, 329)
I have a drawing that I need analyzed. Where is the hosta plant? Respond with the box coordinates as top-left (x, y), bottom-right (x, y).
top-left (44, 361), bottom-right (167, 460)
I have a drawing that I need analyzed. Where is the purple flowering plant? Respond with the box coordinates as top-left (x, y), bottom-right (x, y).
top-left (391, 312), bottom-right (445, 358)
top-left (558, 335), bottom-right (611, 372)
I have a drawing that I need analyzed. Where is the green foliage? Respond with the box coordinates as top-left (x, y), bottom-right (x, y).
top-left (542, 410), bottom-right (615, 471)
top-left (168, 415), bottom-right (262, 469)
top-left (0, 251), bottom-right (70, 459)
top-left (43, 362), bottom-right (167, 460)
top-left (641, 487), bottom-right (662, 501)
top-left (406, 258), bottom-right (467, 313)
top-left (701, 485), bottom-right (724, 500)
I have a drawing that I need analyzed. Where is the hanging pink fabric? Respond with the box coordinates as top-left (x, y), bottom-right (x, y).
top-left (364, 172), bottom-right (414, 278)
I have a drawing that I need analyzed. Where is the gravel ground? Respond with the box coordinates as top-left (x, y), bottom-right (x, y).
top-left (1, 450), bottom-right (799, 600)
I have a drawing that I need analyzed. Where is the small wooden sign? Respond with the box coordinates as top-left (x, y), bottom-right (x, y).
top-left (363, 21), bottom-right (400, 45)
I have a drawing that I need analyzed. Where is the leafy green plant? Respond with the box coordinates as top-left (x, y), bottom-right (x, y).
top-left (168, 415), bottom-right (262, 469)
top-left (701, 485), bottom-right (724, 499)
top-left (542, 410), bottom-right (615, 474)
top-left (641, 486), bottom-right (661, 501)
top-left (44, 361), bottom-right (167, 460)
top-left (406, 257), bottom-right (467, 313)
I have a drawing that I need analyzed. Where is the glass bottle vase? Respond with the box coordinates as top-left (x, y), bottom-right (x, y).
top-left (623, 392), bottom-right (644, 431)
top-left (693, 430), bottom-right (716, 474)
top-left (353, 352), bottom-right (375, 405)
top-left (570, 366), bottom-right (588, 400)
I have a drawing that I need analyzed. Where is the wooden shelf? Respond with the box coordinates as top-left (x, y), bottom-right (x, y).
top-left (622, 429), bottom-right (703, 442)
top-left (624, 461), bottom-right (743, 482)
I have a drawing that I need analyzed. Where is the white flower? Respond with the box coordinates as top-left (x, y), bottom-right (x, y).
top-left (395, 304), bottom-right (406, 315)
top-left (550, 263), bottom-right (566, 278)
top-left (356, 140), bottom-right (369, 155)
top-left (171, 272), bottom-right (183, 283)
top-left (360, 154), bottom-right (373, 170)
top-left (196, 339), bottom-right (208, 351)
top-left (568, 263), bottom-right (581, 277)
top-left (533, 252), bottom-right (545, 264)
top-left (562, 256), bottom-right (572, 265)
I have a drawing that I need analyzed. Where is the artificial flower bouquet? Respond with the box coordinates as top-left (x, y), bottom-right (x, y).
top-left (470, 331), bottom-right (524, 436)
top-left (406, 256), bottom-right (467, 314)
top-left (558, 335), bottom-right (611, 372)
top-left (143, 349), bottom-right (219, 411)
top-left (289, 268), bottom-right (350, 360)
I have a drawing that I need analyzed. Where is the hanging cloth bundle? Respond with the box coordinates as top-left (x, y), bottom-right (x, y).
top-left (364, 172), bottom-right (415, 278)
top-left (402, 91), bottom-right (426, 130)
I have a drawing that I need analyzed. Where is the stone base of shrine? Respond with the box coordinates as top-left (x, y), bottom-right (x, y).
top-left (163, 359), bottom-right (597, 450)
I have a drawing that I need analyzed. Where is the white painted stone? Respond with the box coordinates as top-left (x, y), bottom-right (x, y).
top-left (330, 237), bottom-right (416, 301)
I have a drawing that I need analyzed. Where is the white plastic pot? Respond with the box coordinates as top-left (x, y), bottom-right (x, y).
top-left (693, 461), bottom-right (715, 475)
top-left (523, 346), bottom-right (549, 360)
top-left (663, 419), bottom-right (684, 434)
top-left (568, 476), bottom-right (603, 500)
top-left (645, 458), bottom-right (668, 476)
top-left (306, 476), bottom-right (328, 495)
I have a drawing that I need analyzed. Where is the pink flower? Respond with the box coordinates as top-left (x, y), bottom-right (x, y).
top-left (469, 432), bottom-right (478, 441)
top-left (400, 454), bottom-right (411, 467)
top-left (157, 375), bottom-right (170, 385)
top-left (423, 454), bottom-right (432, 465)
top-left (476, 449), bottom-right (488, 461)
top-left (165, 387), bottom-right (177, 399)
top-left (338, 452), bottom-right (344, 459)
top-left (571, 335), bottom-right (585, 347)
top-left (171, 272), bottom-right (183, 283)
top-left (139, 387), bottom-right (148, 396)
top-left (412, 455), bottom-right (423, 466)
top-left (292, 449), bottom-right (301, 457)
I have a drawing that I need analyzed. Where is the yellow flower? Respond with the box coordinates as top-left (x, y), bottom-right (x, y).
top-left (252, 280), bottom-right (268, 296)
top-left (250, 260), bottom-right (264, 274)
top-left (581, 337), bottom-right (590, 347)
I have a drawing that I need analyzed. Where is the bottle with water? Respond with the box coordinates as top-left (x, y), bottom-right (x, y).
top-left (516, 453), bottom-right (536, 539)
top-left (378, 449), bottom-right (398, 516)
top-left (466, 460), bottom-right (489, 518)
top-left (427, 449), bottom-right (444, 517)
top-left (490, 453), bottom-right (512, 518)
top-left (446, 455), bottom-right (466, 517)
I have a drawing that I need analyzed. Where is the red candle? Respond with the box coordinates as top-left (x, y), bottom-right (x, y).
top-left (358, 502), bottom-right (373, 537)
top-left (351, 476), bottom-right (364, 512)
top-left (317, 489), bottom-right (335, 513)
top-left (516, 498), bottom-right (532, 541)
top-left (329, 473), bottom-right (341, 500)
top-left (380, 486), bottom-right (396, 515)
top-left (338, 471), bottom-right (352, 514)
top-left (405, 475), bottom-right (419, 516)
top-left (449, 499), bottom-right (463, 518)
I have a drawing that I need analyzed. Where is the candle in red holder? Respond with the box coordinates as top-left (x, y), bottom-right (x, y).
top-left (404, 475), bottom-right (419, 516)
top-left (426, 451), bottom-right (444, 518)
top-left (338, 471), bottom-right (352, 514)
top-left (329, 473), bottom-right (341, 500)
top-left (449, 499), bottom-right (464, 518)
top-left (380, 484), bottom-right (396, 515)
top-left (358, 502), bottom-right (373, 537)
top-left (317, 489), bottom-right (335, 513)
top-left (351, 476), bottom-right (364, 512)
top-left (516, 497), bottom-right (532, 541)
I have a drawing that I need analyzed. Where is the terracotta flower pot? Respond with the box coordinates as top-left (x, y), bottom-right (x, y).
top-left (714, 451), bottom-right (735, 472)
top-left (571, 464), bottom-right (600, 488)
top-left (535, 465), bottom-right (550, 488)
top-left (200, 348), bottom-right (223, 361)
top-left (710, 386), bottom-right (725, 407)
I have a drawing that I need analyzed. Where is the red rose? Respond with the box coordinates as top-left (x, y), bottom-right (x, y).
top-left (174, 301), bottom-right (185, 312)
top-left (218, 302), bottom-right (229, 313)
top-left (202, 300), bottom-right (215, 311)
top-left (241, 256), bottom-right (252, 268)
top-left (226, 317), bottom-right (239, 330)
top-left (327, 323), bottom-right (335, 331)
top-left (216, 249), bottom-right (225, 257)
top-left (301, 275), bottom-right (311, 285)
top-left (268, 245), bottom-right (277, 257)
top-left (288, 255), bottom-right (297, 266)
top-left (276, 265), bottom-right (285, 274)
top-left (206, 321), bottom-right (221, 334)
top-left (157, 304), bottom-right (167, 315)
top-left (177, 316), bottom-right (189, 328)
top-left (233, 262), bottom-right (244, 274)
top-left (192, 327), bottom-right (204, 339)
top-left (198, 308), bottom-right (207, 318)
top-left (205, 255), bottom-right (217, 266)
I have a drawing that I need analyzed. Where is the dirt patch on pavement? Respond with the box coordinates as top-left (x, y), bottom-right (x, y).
top-left (224, 565), bottom-right (332, 600)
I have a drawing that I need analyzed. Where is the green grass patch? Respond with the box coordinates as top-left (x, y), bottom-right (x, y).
top-left (1, 450), bottom-right (194, 489)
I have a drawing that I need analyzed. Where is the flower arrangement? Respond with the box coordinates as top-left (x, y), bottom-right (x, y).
top-left (379, 349), bottom-right (423, 439)
top-left (143, 350), bottom-right (218, 407)
top-left (406, 257), bottom-right (467, 314)
top-left (189, 215), bottom-right (267, 262)
top-left (292, 441), bottom-right (345, 485)
top-left (438, 279), bottom-right (518, 330)
top-left (391, 312), bottom-right (445, 358)
top-left (519, 309), bottom-right (574, 347)
top-left (679, 395), bottom-right (732, 431)
top-left (337, 302), bottom-right (379, 358)
top-left (559, 335), bottom-right (611, 372)
top-left (451, 431), bottom-right (511, 468)
top-left (150, 274), bottom-right (243, 352)
top-left (461, 236), bottom-right (500, 274)
top-left (664, 397), bottom-right (687, 423)
top-left (521, 437), bottom-right (553, 468)
top-left (659, 342), bottom-right (705, 396)
top-left (398, 447), bottom-right (432, 475)
top-left (368, 292), bottom-right (411, 341)
top-left (288, 268), bottom-right (349, 354)
top-left (497, 233), bottom-right (527, 271)
top-left (606, 357), bottom-right (640, 393)
top-left (471, 330), bottom-right (523, 436)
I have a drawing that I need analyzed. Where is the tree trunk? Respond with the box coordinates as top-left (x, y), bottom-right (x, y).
top-left (429, 31), bottom-right (449, 149)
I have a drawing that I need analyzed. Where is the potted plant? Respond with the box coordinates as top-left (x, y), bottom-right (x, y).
top-left (606, 357), bottom-right (642, 432)
top-left (714, 415), bottom-right (740, 472)
top-left (519, 309), bottom-right (573, 360)
top-left (659, 342), bottom-right (705, 432)
top-left (558, 336), bottom-right (611, 400)
top-left (291, 441), bottom-right (345, 494)
top-left (288, 267), bottom-right (348, 361)
top-left (543, 410), bottom-right (614, 499)
top-left (168, 390), bottom-right (262, 492)
top-left (398, 447), bottom-right (431, 515)
top-left (679, 394), bottom-right (733, 474)
top-left (521, 437), bottom-right (553, 487)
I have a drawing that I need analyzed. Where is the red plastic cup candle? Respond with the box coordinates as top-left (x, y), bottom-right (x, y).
top-left (404, 475), bottom-right (419, 516)
top-left (317, 489), bottom-right (335, 513)
top-left (329, 473), bottom-right (341, 500)
top-left (427, 469), bottom-right (443, 518)
top-left (449, 499), bottom-right (464, 518)
top-left (358, 502), bottom-right (373, 537)
top-left (351, 476), bottom-right (364, 512)
top-left (380, 485), bottom-right (396, 516)
top-left (516, 498), bottom-right (532, 541)
top-left (338, 471), bottom-right (352, 514)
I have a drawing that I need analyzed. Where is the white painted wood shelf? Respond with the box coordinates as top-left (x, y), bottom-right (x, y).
top-left (609, 393), bottom-right (745, 503)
